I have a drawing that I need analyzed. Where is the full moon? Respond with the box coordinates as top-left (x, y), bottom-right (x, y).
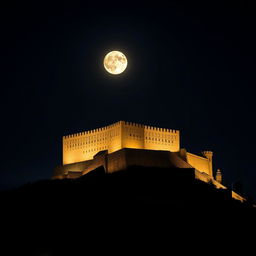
top-left (103, 51), bottom-right (127, 75)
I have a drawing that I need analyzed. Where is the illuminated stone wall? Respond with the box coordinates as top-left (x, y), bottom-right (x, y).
top-left (107, 149), bottom-right (127, 173)
top-left (82, 151), bottom-right (108, 176)
top-left (121, 122), bottom-right (180, 151)
top-left (62, 121), bottom-right (180, 165)
top-left (186, 151), bottom-right (213, 177)
top-left (107, 148), bottom-right (174, 173)
top-left (144, 125), bottom-right (180, 152)
top-left (62, 121), bottom-right (122, 165)
top-left (53, 160), bottom-right (93, 179)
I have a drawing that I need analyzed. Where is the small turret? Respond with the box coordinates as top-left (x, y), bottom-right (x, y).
top-left (216, 169), bottom-right (222, 184)
top-left (202, 151), bottom-right (213, 159)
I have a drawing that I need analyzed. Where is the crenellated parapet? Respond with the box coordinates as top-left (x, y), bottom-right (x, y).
top-left (63, 121), bottom-right (180, 139)
top-left (63, 121), bottom-right (124, 139)
top-left (123, 121), bottom-right (179, 133)
top-left (124, 121), bottom-right (144, 127)
top-left (145, 126), bottom-right (179, 133)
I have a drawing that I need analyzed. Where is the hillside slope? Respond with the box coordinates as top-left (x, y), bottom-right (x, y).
top-left (0, 166), bottom-right (254, 254)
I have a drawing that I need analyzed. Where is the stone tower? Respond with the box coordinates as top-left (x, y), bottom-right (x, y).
top-left (202, 151), bottom-right (213, 177)
top-left (216, 169), bottom-right (222, 184)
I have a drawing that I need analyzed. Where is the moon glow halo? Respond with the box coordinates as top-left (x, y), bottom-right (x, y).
top-left (103, 51), bottom-right (127, 75)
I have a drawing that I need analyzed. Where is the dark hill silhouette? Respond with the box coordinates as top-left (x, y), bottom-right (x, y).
top-left (1, 166), bottom-right (251, 210)
top-left (1, 166), bottom-right (255, 255)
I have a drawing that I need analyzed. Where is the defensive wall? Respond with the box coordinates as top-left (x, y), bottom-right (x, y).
top-left (53, 147), bottom-right (246, 202)
top-left (62, 121), bottom-right (180, 165)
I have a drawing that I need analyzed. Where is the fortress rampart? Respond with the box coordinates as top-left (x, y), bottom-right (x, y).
top-left (62, 121), bottom-right (180, 165)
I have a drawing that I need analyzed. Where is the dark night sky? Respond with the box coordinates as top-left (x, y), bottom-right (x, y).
top-left (1, 1), bottom-right (255, 199)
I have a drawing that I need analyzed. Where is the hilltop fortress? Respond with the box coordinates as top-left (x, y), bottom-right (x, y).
top-left (53, 121), bottom-right (244, 202)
